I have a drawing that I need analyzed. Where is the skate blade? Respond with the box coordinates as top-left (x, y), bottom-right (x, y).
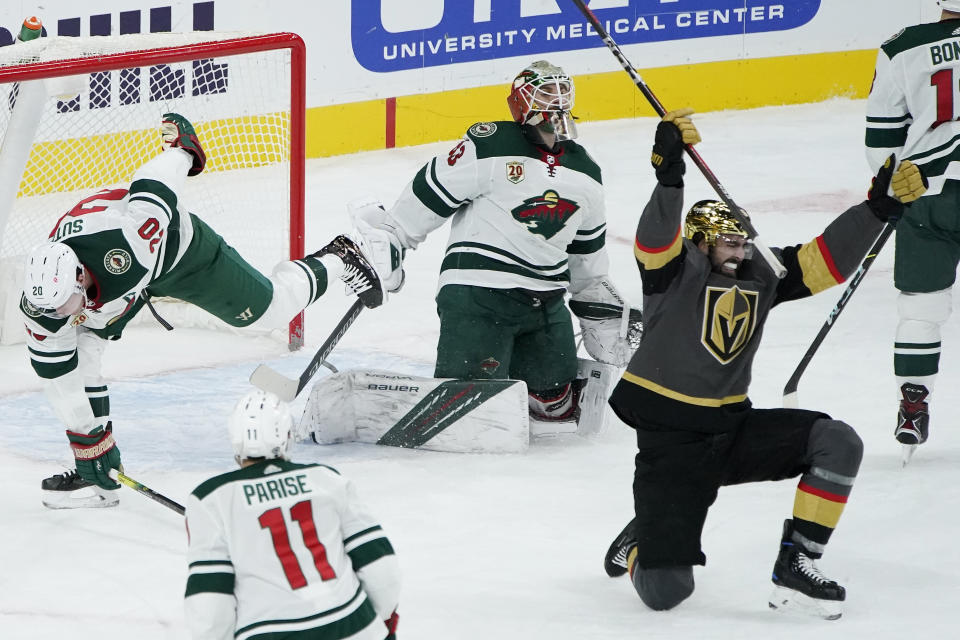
top-left (42, 487), bottom-right (119, 510)
top-left (768, 585), bottom-right (842, 620)
top-left (901, 444), bottom-right (918, 467)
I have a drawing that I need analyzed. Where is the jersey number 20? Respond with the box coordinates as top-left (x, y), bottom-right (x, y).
top-left (259, 500), bottom-right (337, 589)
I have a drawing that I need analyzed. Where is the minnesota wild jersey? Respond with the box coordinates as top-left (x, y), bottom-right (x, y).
top-left (184, 460), bottom-right (399, 640)
top-left (866, 19), bottom-right (960, 195)
top-left (388, 121), bottom-right (609, 294)
top-left (21, 149), bottom-right (196, 380)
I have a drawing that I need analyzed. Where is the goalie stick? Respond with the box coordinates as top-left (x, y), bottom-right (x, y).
top-left (250, 298), bottom-right (365, 402)
top-left (782, 223), bottom-right (894, 408)
top-left (114, 470), bottom-right (185, 515)
top-left (569, 0), bottom-right (786, 279)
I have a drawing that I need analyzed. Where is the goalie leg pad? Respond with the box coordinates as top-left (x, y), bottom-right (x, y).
top-left (300, 370), bottom-right (530, 453)
top-left (575, 358), bottom-right (620, 436)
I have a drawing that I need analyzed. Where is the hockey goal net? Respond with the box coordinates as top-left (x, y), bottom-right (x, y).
top-left (0, 31), bottom-right (305, 348)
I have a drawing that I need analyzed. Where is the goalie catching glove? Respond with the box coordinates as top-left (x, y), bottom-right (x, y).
top-left (348, 198), bottom-right (407, 294)
top-left (66, 422), bottom-right (121, 490)
top-left (569, 280), bottom-right (642, 367)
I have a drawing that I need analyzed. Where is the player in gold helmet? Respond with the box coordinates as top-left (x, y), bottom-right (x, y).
top-left (684, 199), bottom-right (753, 277)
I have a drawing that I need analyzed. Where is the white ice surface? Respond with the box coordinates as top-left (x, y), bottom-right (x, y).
top-left (1, 99), bottom-right (959, 638)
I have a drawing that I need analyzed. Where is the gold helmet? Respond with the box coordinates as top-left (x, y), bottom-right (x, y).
top-left (684, 200), bottom-right (748, 246)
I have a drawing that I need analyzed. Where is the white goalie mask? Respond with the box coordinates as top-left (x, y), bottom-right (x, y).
top-left (229, 389), bottom-right (294, 464)
top-left (941, 1), bottom-right (960, 12)
top-left (23, 242), bottom-right (88, 319)
top-left (507, 60), bottom-right (578, 145)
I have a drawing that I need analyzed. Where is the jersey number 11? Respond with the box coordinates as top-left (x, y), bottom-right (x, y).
top-left (259, 499), bottom-right (337, 589)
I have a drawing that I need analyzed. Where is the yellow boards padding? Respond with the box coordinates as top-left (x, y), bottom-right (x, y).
top-left (303, 49), bottom-right (878, 158)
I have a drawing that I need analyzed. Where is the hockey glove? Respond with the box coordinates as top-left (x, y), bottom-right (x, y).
top-left (161, 112), bottom-right (206, 176)
top-left (651, 108), bottom-right (701, 187)
top-left (891, 159), bottom-right (928, 204)
top-left (570, 280), bottom-right (642, 367)
top-left (66, 422), bottom-right (121, 490)
top-left (867, 154), bottom-right (927, 224)
top-left (349, 199), bottom-right (407, 294)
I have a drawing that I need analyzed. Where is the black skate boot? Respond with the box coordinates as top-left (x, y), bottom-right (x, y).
top-left (604, 518), bottom-right (637, 578)
top-left (313, 235), bottom-right (384, 309)
top-left (896, 383), bottom-right (929, 466)
top-left (895, 383), bottom-right (929, 445)
top-left (41, 469), bottom-right (119, 509)
top-left (769, 519), bottom-right (844, 620)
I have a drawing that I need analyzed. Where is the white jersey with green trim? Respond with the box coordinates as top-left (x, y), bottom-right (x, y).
top-left (184, 459), bottom-right (400, 640)
top-left (20, 148), bottom-right (196, 433)
top-left (866, 19), bottom-right (960, 196)
top-left (387, 121), bottom-right (610, 295)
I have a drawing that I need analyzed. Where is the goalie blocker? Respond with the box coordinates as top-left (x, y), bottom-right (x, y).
top-left (299, 359), bottom-right (619, 453)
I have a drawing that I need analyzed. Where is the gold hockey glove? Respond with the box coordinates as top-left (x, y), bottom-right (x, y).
top-left (890, 159), bottom-right (928, 204)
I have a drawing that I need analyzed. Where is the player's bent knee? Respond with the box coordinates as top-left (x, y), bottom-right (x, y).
top-left (631, 565), bottom-right (694, 611)
top-left (897, 289), bottom-right (952, 325)
top-left (807, 419), bottom-right (863, 477)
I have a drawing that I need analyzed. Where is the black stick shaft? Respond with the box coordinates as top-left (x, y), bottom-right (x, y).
top-left (569, 0), bottom-right (786, 278)
top-left (117, 471), bottom-right (185, 515)
top-left (293, 298), bottom-right (364, 398)
top-left (782, 223), bottom-right (894, 407)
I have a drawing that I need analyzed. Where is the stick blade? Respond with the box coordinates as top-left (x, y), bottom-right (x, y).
top-left (250, 364), bottom-right (299, 402)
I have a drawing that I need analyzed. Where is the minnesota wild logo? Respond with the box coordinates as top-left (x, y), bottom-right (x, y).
top-left (510, 190), bottom-right (579, 239)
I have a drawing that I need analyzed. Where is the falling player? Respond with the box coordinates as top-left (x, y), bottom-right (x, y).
top-left (602, 108), bottom-right (925, 618)
top-left (350, 60), bottom-right (641, 429)
top-left (184, 389), bottom-right (400, 639)
top-left (21, 113), bottom-right (384, 508)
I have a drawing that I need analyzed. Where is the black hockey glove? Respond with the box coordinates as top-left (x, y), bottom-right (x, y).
top-left (651, 108), bottom-right (700, 187)
top-left (867, 154), bottom-right (928, 224)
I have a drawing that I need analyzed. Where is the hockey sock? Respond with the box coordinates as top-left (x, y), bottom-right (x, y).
top-left (791, 419), bottom-right (862, 557)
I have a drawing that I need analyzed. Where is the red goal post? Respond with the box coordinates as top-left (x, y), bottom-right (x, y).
top-left (0, 31), bottom-right (305, 349)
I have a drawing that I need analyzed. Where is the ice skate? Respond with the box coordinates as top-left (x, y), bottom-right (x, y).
top-left (313, 235), bottom-right (384, 309)
top-left (768, 520), bottom-right (844, 620)
top-left (41, 469), bottom-right (119, 509)
top-left (603, 518), bottom-right (637, 578)
top-left (895, 383), bottom-right (929, 467)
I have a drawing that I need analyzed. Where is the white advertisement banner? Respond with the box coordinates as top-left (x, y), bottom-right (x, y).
top-left (0, 1), bottom-right (943, 107)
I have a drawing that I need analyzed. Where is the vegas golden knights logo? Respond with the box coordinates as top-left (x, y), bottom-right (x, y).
top-left (701, 285), bottom-right (758, 363)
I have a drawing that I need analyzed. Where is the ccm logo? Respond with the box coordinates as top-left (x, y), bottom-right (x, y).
top-left (368, 384), bottom-right (420, 392)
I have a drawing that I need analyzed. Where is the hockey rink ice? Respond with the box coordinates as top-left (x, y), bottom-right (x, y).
top-left (1, 99), bottom-right (958, 638)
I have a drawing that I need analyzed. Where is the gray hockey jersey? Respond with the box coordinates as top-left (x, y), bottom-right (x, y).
top-left (613, 184), bottom-right (884, 430)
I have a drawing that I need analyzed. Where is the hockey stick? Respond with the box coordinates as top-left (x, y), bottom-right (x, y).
top-left (250, 298), bottom-right (365, 402)
top-left (569, 0), bottom-right (786, 279)
top-left (782, 223), bottom-right (894, 408)
top-left (115, 470), bottom-right (185, 515)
